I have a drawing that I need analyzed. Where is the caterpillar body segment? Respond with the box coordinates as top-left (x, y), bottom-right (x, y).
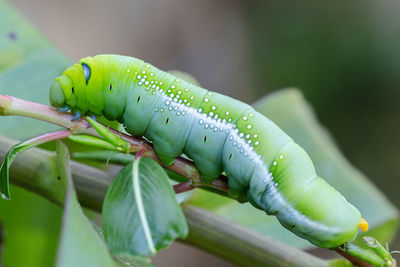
top-left (50, 54), bottom-right (365, 248)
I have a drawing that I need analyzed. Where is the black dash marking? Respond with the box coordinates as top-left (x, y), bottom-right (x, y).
top-left (291, 225), bottom-right (296, 229)
top-left (109, 84), bottom-right (112, 91)
top-left (203, 136), bottom-right (207, 143)
top-left (71, 87), bottom-right (74, 93)
top-left (137, 96), bottom-right (141, 103)
top-left (229, 154), bottom-right (232, 159)
top-left (166, 118), bottom-right (169, 124)
top-left (57, 176), bottom-right (61, 180)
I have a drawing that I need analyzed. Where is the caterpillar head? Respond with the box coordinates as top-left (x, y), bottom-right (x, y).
top-left (50, 58), bottom-right (103, 114)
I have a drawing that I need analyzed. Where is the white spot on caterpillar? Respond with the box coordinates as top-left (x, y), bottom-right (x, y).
top-left (186, 103), bottom-right (191, 106)
top-left (168, 107), bottom-right (172, 111)
top-left (233, 141), bottom-right (237, 146)
top-left (176, 112), bottom-right (180, 116)
top-left (145, 64), bottom-right (150, 68)
top-left (150, 72), bottom-right (154, 76)
top-left (171, 85), bottom-right (176, 89)
top-left (254, 141), bottom-right (260, 146)
top-left (190, 96), bottom-right (194, 100)
top-left (247, 140), bottom-right (252, 144)
top-left (209, 111), bottom-right (214, 117)
top-left (228, 118), bottom-right (232, 122)
top-left (199, 119), bottom-right (204, 125)
top-left (198, 108), bottom-right (202, 112)
top-left (142, 71), bottom-right (146, 74)
top-left (145, 81), bottom-right (149, 85)
top-left (137, 75), bottom-right (142, 79)
top-left (155, 108), bottom-right (159, 112)
top-left (239, 132), bottom-right (244, 138)
top-left (243, 116), bottom-right (248, 121)
top-left (246, 134), bottom-right (250, 139)
top-left (165, 101), bottom-right (170, 105)
top-left (173, 98), bottom-right (177, 102)
top-left (159, 82), bottom-right (163, 85)
top-left (214, 128), bottom-right (218, 132)
top-left (170, 93), bottom-right (174, 97)
top-left (204, 98), bottom-right (209, 103)
top-left (254, 134), bottom-right (258, 138)
top-left (174, 106), bottom-right (178, 111)
top-left (183, 99), bottom-right (187, 103)
top-left (247, 124), bottom-right (252, 129)
top-left (185, 88), bottom-right (189, 92)
top-left (211, 105), bottom-right (216, 110)
top-left (204, 123), bottom-right (209, 129)
top-left (273, 161), bottom-right (277, 166)
top-left (225, 111), bottom-right (230, 116)
top-left (127, 69), bottom-right (131, 73)
top-left (207, 92), bottom-right (212, 96)
top-left (250, 113), bottom-right (254, 117)
top-left (140, 78), bottom-right (145, 82)
top-left (214, 114), bottom-right (219, 119)
top-left (280, 155), bottom-right (284, 160)
top-left (178, 99), bottom-right (182, 104)
top-left (138, 82), bottom-right (143, 86)
top-left (167, 90), bottom-right (171, 93)
top-left (229, 136), bottom-right (233, 141)
top-left (160, 108), bottom-right (164, 112)
top-left (178, 90), bottom-right (182, 94)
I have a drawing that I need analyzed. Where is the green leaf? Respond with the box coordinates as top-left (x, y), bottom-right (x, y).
top-left (86, 117), bottom-right (129, 152)
top-left (103, 157), bottom-right (188, 256)
top-left (55, 141), bottom-right (152, 267)
top-left (68, 134), bottom-right (123, 152)
top-left (190, 88), bottom-right (399, 249)
top-left (0, 131), bottom-right (70, 200)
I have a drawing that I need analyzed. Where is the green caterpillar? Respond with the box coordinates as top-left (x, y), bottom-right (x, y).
top-left (49, 54), bottom-right (368, 248)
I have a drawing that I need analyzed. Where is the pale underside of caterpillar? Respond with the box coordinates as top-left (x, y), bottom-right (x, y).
top-left (49, 54), bottom-right (367, 248)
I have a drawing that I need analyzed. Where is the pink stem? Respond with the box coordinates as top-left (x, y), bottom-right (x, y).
top-left (173, 181), bottom-right (195, 194)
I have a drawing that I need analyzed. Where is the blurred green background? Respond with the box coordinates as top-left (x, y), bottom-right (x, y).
top-left (4, 0), bottom-right (400, 265)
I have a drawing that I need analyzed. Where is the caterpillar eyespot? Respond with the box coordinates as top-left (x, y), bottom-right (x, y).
top-left (81, 62), bottom-right (91, 84)
top-left (49, 54), bottom-right (367, 249)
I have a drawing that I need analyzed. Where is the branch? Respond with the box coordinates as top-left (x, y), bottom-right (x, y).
top-left (0, 95), bottom-right (229, 194)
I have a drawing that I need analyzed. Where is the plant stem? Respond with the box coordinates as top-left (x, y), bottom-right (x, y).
top-left (0, 135), bottom-right (367, 267)
top-left (0, 95), bottom-right (229, 194)
top-left (173, 181), bottom-right (195, 194)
